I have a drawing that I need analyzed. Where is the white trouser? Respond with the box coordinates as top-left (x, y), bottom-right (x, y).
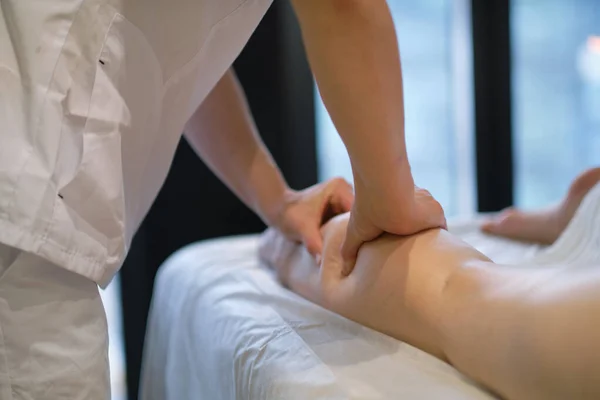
top-left (0, 243), bottom-right (110, 399)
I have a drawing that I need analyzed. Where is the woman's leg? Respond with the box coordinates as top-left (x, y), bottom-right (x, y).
top-left (442, 261), bottom-right (600, 400)
top-left (482, 167), bottom-right (600, 243)
top-left (260, 213), bottom-right (600, 400)
top-left (260, 214), bottom-right (492, 362)
top-left (0, 244), bottom-right (110, 399)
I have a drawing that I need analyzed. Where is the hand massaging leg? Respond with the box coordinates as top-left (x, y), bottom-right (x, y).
top-left (259, 178), bottom-right (600, 400)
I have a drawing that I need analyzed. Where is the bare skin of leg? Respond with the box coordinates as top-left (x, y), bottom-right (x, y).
top-left (481, 167), bottom-right (600, 244)
top-left (259, 214), bottom-right (600, 400)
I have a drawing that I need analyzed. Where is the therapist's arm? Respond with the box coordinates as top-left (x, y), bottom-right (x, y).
top-left (291, 0), bottom-right (408, 192)
top-left (185, 69), bottom-right (287, 225)
top-left (290, 0), bottom-right (446, 274)
top-left (184, 69), bottom-right (353, 255)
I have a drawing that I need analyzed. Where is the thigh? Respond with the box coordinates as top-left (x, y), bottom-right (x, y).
top-left (0, 244), bottom-right (110, 400)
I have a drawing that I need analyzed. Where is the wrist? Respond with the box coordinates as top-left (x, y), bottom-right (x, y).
top-left (245, 149), bottom-right (292, 227)
top-left (256, 185), bottom-right (295, 228)
top-left (353, 155), bottom-right (414, 200)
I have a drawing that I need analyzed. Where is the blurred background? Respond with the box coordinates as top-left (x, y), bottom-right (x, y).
top-left (101, 0), bottom-right (600, 398)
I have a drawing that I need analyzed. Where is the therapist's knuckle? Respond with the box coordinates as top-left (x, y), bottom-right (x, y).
top-left (417, 187), bottom-right (432, 197)
top-left (330, 177), bottom-right (347, 188)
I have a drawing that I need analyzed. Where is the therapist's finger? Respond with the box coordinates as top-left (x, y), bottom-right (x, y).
top-left (334, 183), bottom-right (354, 211)
top-left (318, 188), bottom-right (352, 228)
top-left (302, 226), bottom-right (324, 262)
top-left (333, 193), bottom-right (353, 216)
top-left (333, 178), bottom-right (354, 211)
top-left (322, 178), bottom-right (353, 213)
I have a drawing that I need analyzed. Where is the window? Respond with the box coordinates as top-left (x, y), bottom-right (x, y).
top-left (512, 0), bottom-right (600, 208)
top-left (316, 0), bottom-right (476, 217)
top-left (100, 277), bottom-right (127, 400)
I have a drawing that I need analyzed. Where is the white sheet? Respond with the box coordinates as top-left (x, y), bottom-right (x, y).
top-left (141, 184), bottom-right (600, 400)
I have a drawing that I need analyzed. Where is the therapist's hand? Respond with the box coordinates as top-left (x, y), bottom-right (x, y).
top-left (341, 183), bottom-right (447, 276)
top-left (271, 178), bottom-right (354, 260)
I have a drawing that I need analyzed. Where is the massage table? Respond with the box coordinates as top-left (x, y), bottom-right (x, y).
top-left (141, 185), bottom-right (600, 399)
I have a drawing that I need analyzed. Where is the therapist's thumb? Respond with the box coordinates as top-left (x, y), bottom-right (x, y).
top-left (340, 219), bottom-right (362, 276)
top-left (341, 212), bottom-right (382, 276)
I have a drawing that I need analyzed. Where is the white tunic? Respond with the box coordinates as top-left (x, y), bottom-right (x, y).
top-left (0, 0), bottom-right (273, 287)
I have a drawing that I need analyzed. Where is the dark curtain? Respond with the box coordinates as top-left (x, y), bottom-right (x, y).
top-left (118, 2), bottom-right (317, 399)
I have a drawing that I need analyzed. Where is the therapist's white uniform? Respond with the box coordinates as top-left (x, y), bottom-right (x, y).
top-left (0, 0), bottom-right (272, 397)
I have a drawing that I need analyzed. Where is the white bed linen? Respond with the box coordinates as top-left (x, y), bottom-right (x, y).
top-left (141, 184), bottom-right (600, 400)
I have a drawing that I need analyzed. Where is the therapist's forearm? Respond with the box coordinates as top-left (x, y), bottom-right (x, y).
top-left (292, 0), bottom-right (413, 194)
top-left (184, 69), bottom-right (289, 225)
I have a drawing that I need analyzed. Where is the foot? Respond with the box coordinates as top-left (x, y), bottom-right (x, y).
top-left (481, 167), bottom-right (600, 244)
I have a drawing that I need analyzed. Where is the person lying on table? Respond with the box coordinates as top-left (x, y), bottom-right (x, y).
top-left (259, 167), bottom-right (600, 400)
